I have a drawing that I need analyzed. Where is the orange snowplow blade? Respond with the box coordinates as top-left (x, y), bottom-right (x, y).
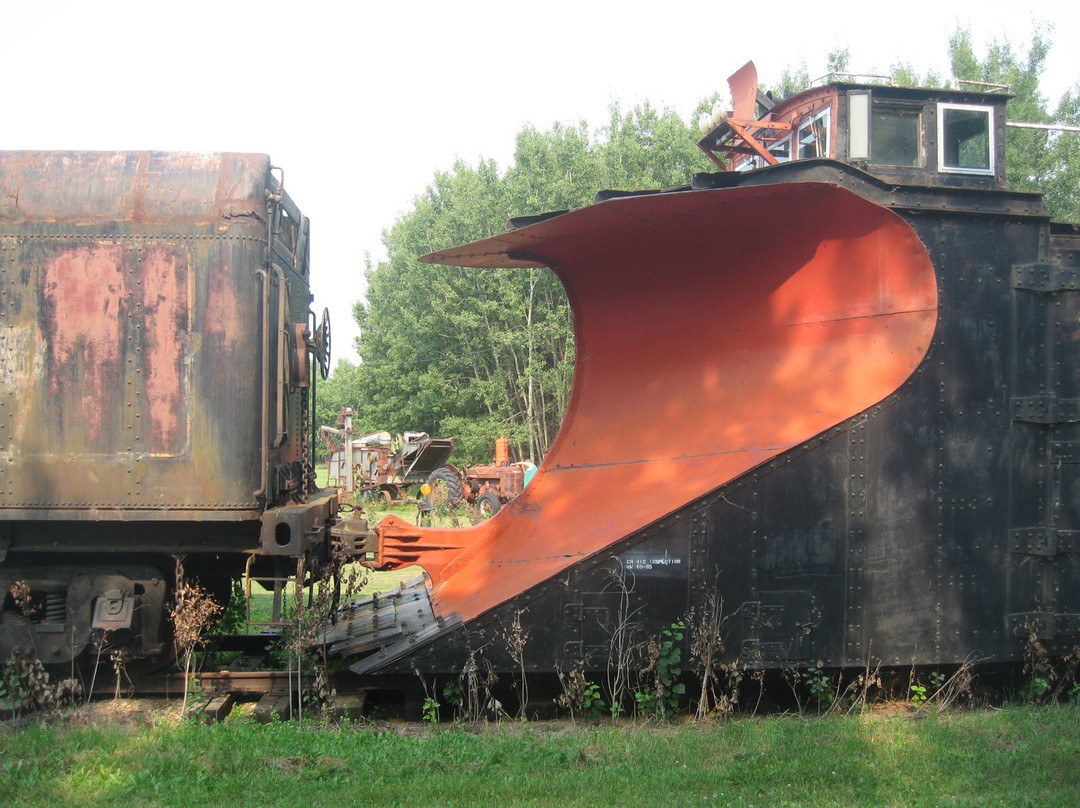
top-left (371, 183), bottom-right (937, 625)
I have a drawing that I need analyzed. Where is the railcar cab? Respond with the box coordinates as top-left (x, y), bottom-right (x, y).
top-left (697, 60), bottom-right (1009, 189)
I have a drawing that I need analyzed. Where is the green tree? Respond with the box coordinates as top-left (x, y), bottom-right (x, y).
top-left (826, 48), bottom-right (850, 77)
top-left (1045, 84), bottom-right (1080, 221)
top-left (949, 26), bottom-right (1080, 221)
top-left (888, 61), bottom-right (945, 88)
top-left (948, 27), bottom-right (1054, 198)
top-left (354, 105), bottom-right (708, 465)
top-left (354, 154), bottom-right (563, 464)
top-left (313, 357), bottom-right (364, 459)
top-left (775, 62), bottom-right (811, 99)
top-left (351, 34), bottom-right (1080, 471)
top-left (598, 102), bottom-right (706, 191)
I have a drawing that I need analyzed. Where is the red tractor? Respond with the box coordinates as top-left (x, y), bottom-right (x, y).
top-left (424, 436), bottom-right (535, 518)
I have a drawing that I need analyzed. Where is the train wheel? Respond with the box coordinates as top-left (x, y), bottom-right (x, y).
top-left (477, 492), bottom-right (501, 519)
top-left (425, 466), bottom-right (464, 510)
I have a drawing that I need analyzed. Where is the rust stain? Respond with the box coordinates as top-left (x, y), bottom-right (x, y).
top-left (203, 253), bottom-right (240, 353)
top-left (42, 245), bottom-right (126, 445)
top-left (1, 152), bottom-right (270, 224)
top-left (140, 246), bottom-right (189, 454)
top-left (40, 243), bottom-right (189, 454)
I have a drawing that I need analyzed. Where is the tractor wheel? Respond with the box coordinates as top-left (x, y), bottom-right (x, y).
top-left (477, 492), bottom-right (501, 519)
top-left (425, 466), bottom-right (464, 510)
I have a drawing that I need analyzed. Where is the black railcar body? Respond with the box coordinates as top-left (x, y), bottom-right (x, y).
top-left (330, 73), bottom-right (1080, 682)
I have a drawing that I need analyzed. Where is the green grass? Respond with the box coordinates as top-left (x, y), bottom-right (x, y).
top-left (2, 704), bottom-right (1079, 807)
top-left (242, 566), bottom-right (423, 627)
top-left (360, 496), bottom-right (487, 530)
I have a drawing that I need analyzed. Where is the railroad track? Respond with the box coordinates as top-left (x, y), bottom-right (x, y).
top-left (85, 668), bottom-right (393, 722)
top-left (78, 633), bottom-right (404, 722)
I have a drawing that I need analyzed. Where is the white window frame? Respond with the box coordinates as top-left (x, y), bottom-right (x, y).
top-left (768, 134), bottom-right (793, 163)
top-left (937, 103), bottom-right (995, 175)
top-left (796, 108), bottom-right (831, 160)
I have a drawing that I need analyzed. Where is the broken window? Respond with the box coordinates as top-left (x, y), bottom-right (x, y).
top-left (797, 109), bottom-right (831, 159)
top-left (769, 135), bottom-right (792, 163)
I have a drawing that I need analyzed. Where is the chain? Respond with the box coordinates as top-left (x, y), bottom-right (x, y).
top-left (299, 378), bottom-right (310, 504)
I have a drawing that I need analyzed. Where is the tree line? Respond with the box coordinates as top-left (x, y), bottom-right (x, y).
top-left (316, 29), bottom-right (1080, 466)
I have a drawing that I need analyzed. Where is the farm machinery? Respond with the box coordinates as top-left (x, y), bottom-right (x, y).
top-left (320, 409), bottom-right (453, 506)
top-left (322, 412), bottom-right (530, 517)
top-left (424, 436), bottom-right (535, 518)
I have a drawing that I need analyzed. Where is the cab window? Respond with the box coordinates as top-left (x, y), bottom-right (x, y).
top-left (798, 109), bottom-right (831, 159)
top-left (871, 107), bottom-right (922, 166)
top-left (769, 135), bottom-right (792, 163)
top-left (938, 103), bottom-right (994, 174)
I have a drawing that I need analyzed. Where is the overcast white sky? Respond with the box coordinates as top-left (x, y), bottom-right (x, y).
top-left (5, 1), bottom-right (1078, 364)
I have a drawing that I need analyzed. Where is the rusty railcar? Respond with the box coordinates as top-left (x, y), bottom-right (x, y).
top-left (327, 66), bottom-right (1080, 683)
top-left (0, 152), bottom-right (333, 666)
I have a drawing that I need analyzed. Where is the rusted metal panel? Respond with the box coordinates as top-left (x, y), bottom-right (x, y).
top-left (1, 151), bottom-right (273, 516)
top-left (0, 151), bottom-right (267, 223)
top-left (37, 243), bottom-right (189, 456)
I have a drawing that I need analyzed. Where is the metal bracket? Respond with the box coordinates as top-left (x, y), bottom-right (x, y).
top-left (329, 517), bottom-right (377, 559)
top-left (92, 588), bottom-right (135, 630)
top-left (1008, 611), bottom-right (1080, 641)
top-left (740, 639), bottom-right (788, 662)
top-left (1011, 396), bottom-right (1080, 424)
top-left (1053, 442), bottom-right (1080, 464)
top-left (259, 493), bottom-right (336, 556)
top-left (562, 603), bottom-right (610, 624)
top-left (1013, 262), bottom-right (1080, 292)
top-left (1010, 527), bottom-right (1080, 557)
